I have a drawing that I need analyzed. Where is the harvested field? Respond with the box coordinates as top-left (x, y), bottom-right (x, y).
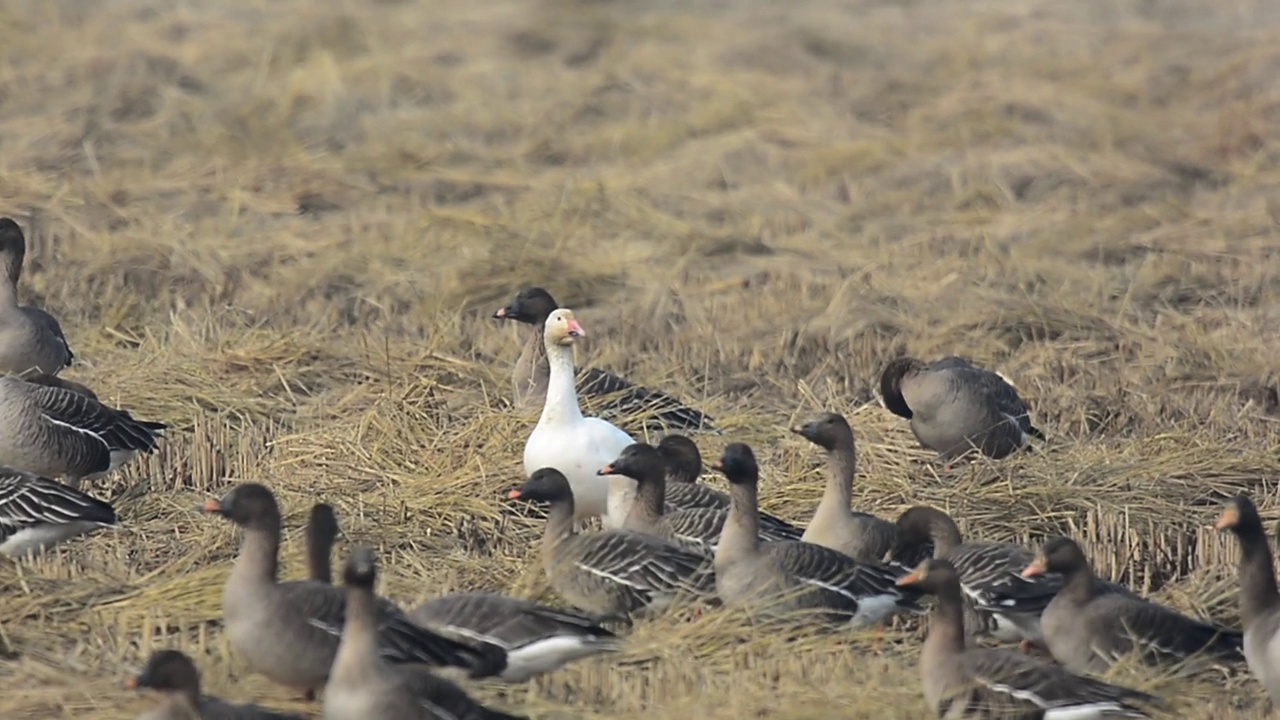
top-left (2, 0), bottom-right (1280, 717)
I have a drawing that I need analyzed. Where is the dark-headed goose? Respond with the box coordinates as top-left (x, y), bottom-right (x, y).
top-left (0, 467), bottom-right (117, 558)
top-left (522, 308), bottom-right (636, 528)
top-left (879, 356), bottom-right (1043, 465)
top-left (200, 483), bottom-right (506, 701)
top-left (0, 374), bottom-right (167, 489)
top-left (494, 287), bottom-right (716, 433)
top-left (126, 649), bottom-right (305, 720)
top-left (305, 503), bottom-right (340, 584)
top-left (0, 218), bottom-right (73, 377)
top-left (897, 558), bottom-right (1161, 719)
top-left (1024, 536), bottom-right (1243, 673)
top-left (508, 468), bottom-right (715, 619)
top-left (600, 442), bottom-right (797, 555)
top-left (791, 412), bottom-right (897, 563)
top-left (711, 443), bottom-right (920, 628)
top-left (1216, 494), bottom-right (1280, 703)
top-left (325, 546), bottom-right (526, 720)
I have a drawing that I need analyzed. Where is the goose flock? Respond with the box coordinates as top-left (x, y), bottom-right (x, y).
top-left (0, 214), bottom-right (1277, 719)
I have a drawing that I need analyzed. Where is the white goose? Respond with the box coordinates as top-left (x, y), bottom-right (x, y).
top-left (523, 309), bottom-right (636, 528)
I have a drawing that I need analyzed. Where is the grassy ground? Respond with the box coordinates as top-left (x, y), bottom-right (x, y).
top-left (1, 0), bottom-right (1279, 716)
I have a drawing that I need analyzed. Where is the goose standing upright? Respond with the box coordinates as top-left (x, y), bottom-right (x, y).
top-left (523, 308), bottom-right (637, 528)
top-left (1216, 494), bottom-right (1280, 703)
top-left (791, 412), bottom-right (898, 563)
top-left (879, 356), bottom-right (1043, 464)
top-left (0, 218), bottom-right (73, 377)
top-left (126, 649), bottom-right (306, 720)
top-left (325, 546), bottom-right (526, 720)
top-left (494, 287), bottom-right (716, 432)
top-left (896, 558), bottom-right (1161, 719)
top-left (0, 467), bottom-right (117, 558)
top-left (305, 503), bottom-right (340, 584)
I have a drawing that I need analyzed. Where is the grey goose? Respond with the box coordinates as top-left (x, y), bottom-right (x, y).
top-left (791, 412), bottom-right (898, 563)
top-left (301, 495), bottom-right (622, 681)
top-left (0, 218), bottom-right (73, 377)
top-left (508, 467), bottom-right (715, 619)
top-left (1024, 536), bottom-right (1243, 674)
top-left (126, 649), bottom-right (305, 720)
top-left (494, 286), bottom-right (716, 433)
top-left (1216, 494), bottom-right (1280, 703)
top-left (0, 467), bottom-right (117, 558)
top-left (879, 356), bottom-right (1043, 465)
top-left (325, 546), bottom-right (526, 720)
top-left (0, 374), bottom-right (167, 489)
top-left (600, 442), bottom-right (798, 555)
top-left (200, 483), bottom-right (506, 701)
top-left (711, 442), bottom-right (921, 628)
top-left (898, 558), bottom-right (1161, 719)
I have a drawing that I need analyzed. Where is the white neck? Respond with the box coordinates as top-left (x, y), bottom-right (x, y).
top-left (539, 341), bottom-right (584, 425)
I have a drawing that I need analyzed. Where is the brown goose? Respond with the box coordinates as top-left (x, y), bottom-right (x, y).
top-left (126, 649), bottom-right (305, 720)
top-left (711, 442), bottom-right (921, 627)
top-left (0, 374), bottom-right (167, 489)
top-left (200, 483), bottom-right (505, 700)
top-left (1023, 536), bottom-right (1243, 674)
top-left (508, 467), bottom-right (715, 619)
top-left (0, 467), bottom-right (117, 558)
top-left (600, 442), bottom-right (798, 555)
top-left (0, 218), bottom-right (73, 377)
top-left (897, 558), bottom-right (1161, 719)
top-left (654, 434), bottom-right (802, 539)
top-left (302, 496), bottom-right (622, 681)
top-left (791, 412), bottom-right (897, 563)
top-left (325, 546), bottom-right (526, 720)
top-left (1216, 494), bottom-right (1280, 703)
top-left (493, 287), bottom-right (716, 432)
top-left (879, 356), bottom-right (1043, 464)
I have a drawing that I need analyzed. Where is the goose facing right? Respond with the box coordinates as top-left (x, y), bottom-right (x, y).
top-left (509, 467), bottom-right (715, 619)
top-left (0, 218), bottom-right (74, 377)
top-left (879, 356), bottom-right (1043, 464)
top-left (126, 649), bottom-right (306, 720)
top-left (0, 467), bottom-right (117, 558)
top-left (0, 374), bottom-right (167, 489)
top-left (325, 546), bottom-right (527, 720)
top-left (1216, 494), bottom-right (1280, 703)
top-left (711, 442), bottom-right (921, 628)
top-left (897, 558), bottom-right (1160, 719)
top-left (201, 483), bottom-right (506, 701)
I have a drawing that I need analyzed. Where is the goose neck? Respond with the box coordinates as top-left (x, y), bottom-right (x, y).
top-left (539, 343), bottom-right (584, 425)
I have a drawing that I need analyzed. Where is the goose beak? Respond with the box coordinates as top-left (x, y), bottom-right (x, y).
top-left (895, 569), bottom-right (924, 587)
top-left (566, 319), bottom-right (586, 338)
top-left (199, 499), bottom-right (223, 515)
top-left (507, 489), bottom-right (523, 500)
top-left (597, 463), bottom-right (617, 476)
top-left (1215, 507), bottom-right (1239, 531)
top-left (1021, 559), bottom-right (1047, 578)
top-left (710, 460), bottom-right (725, 472)
top-left (493, 305), bottom-right (511, 319)
top-left (123, 675), bottom-right (140, 690)
top-left (789, 424), bottom-right (805, 436)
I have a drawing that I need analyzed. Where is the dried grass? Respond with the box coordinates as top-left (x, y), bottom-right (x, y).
top-left (3, 0), bottom-right (1280, 717)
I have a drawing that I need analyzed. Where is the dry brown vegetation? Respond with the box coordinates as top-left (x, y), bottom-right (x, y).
top-left (2, 0), bottom-right (1280, 716)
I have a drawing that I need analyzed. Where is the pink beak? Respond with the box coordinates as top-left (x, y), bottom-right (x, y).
top-left (566, 319), bottom-right (586, 338)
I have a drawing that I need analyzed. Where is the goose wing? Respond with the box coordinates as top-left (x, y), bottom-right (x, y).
top-left (955, 647), bottom-right (1158, 717)
top-left (26, 383), bottom-right (166, 453)
top-left (573, 530), bottom-right (716, 598)
top-left (949, 542), bottom-right (1061, 615)
top-left (410, 592), bottom-right (617, 650)
top-left (579, 367), bottom-right (716, 433)
top-left (0, 469), bottom-right (117, 532)
top-left (766, 541), bottom-right (921, 613)
top-left (1096, 594), bottom-right (1244, 665)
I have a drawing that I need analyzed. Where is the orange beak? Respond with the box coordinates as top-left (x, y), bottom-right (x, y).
top-left (566, 318), bottom-right (586, 338)
top-left (598, 463), bottom-right (616, 476)
top-left (123, 675), bottom-right (139, 690)
top-left (494, 307), bottom-right (508, 318)
top-left (507, 489), bottom-right (523, 500)
top-left (895, 568), bottom-right (924, 587)
top-left (789, 425), bottom-right (804, 435)
top-left (200, 499), bottom-right (222, 514)
top-left (1215, 507), bottom-right (1239, 531)
top-left (1021, 559), bottom-right (1047, 578)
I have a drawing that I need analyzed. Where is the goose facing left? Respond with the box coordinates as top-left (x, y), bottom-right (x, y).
top-left (0, 374), bottom-right (167, 489)
top-left (0, 467), bottom-right (117, 558)
top-left (201, 483), bottom-right (507, 701)
top-left (126, 649), bottom-right (306, 720)
top-left (0, 218), bottom-right (74, 377)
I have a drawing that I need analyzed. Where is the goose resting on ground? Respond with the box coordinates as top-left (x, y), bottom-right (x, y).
top-left (0, 467), bottom-right (117, 558)
top-left (126, 649), bottom-right (306, 720)
top-left (0, 218), bottom-right (74, 377)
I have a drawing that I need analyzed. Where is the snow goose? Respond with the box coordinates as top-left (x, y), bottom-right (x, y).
top-left (879, 356), bottom-right (1043, 464)
top-left (0, 218), bottom-right (73, 377)
top-left (522, 308), bottom-right (636, 528)
top-left (325, 546), bottom-right (527, 720)
top-left (1216, 494), bottom-right (1280, 704)
top-left (791, 412), bottom-right (897, 563)
top-left (0, 467), bottom-right (117, 558)
top-left (494, 287), bottom-right (716, 432)
top-left (126, 649), bottom-right (305, 720)
top-left (711, 442), bottom-right (921, 628)
top-left (508, 467), bottom-right (715, 619)
top-left (0, 374), bottom-right (167, 489)
top-left (600, 442), bottom-right (798, 555)
top-left (200, 483), bottom-right (506, 701)
top-left (897, 558), bottom-right (1162, 719)
top-left (1024, 536), bottom-right (1243, 674)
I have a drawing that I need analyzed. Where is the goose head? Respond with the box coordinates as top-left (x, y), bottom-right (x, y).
top-left (790, 412), bottom-right (854, 451)
top-left (0, 217), bottom-right (25, 285)
top-left (1022, 536), bottom-right (1087, 578)
top-left (124, 649), bottom-right (200, 700)
top-left (656, 434), bottom-right (703, 484)
top-left (894, 557), bottom-right (960, 593)
top-left (710, 443), bottom-right (759, 487)
top-left (494, 287), bottom-right (558, 325)
top-left (544, 308), bottom-right (586, 347)
top-left (200, 482), bottom-right (281, 531)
